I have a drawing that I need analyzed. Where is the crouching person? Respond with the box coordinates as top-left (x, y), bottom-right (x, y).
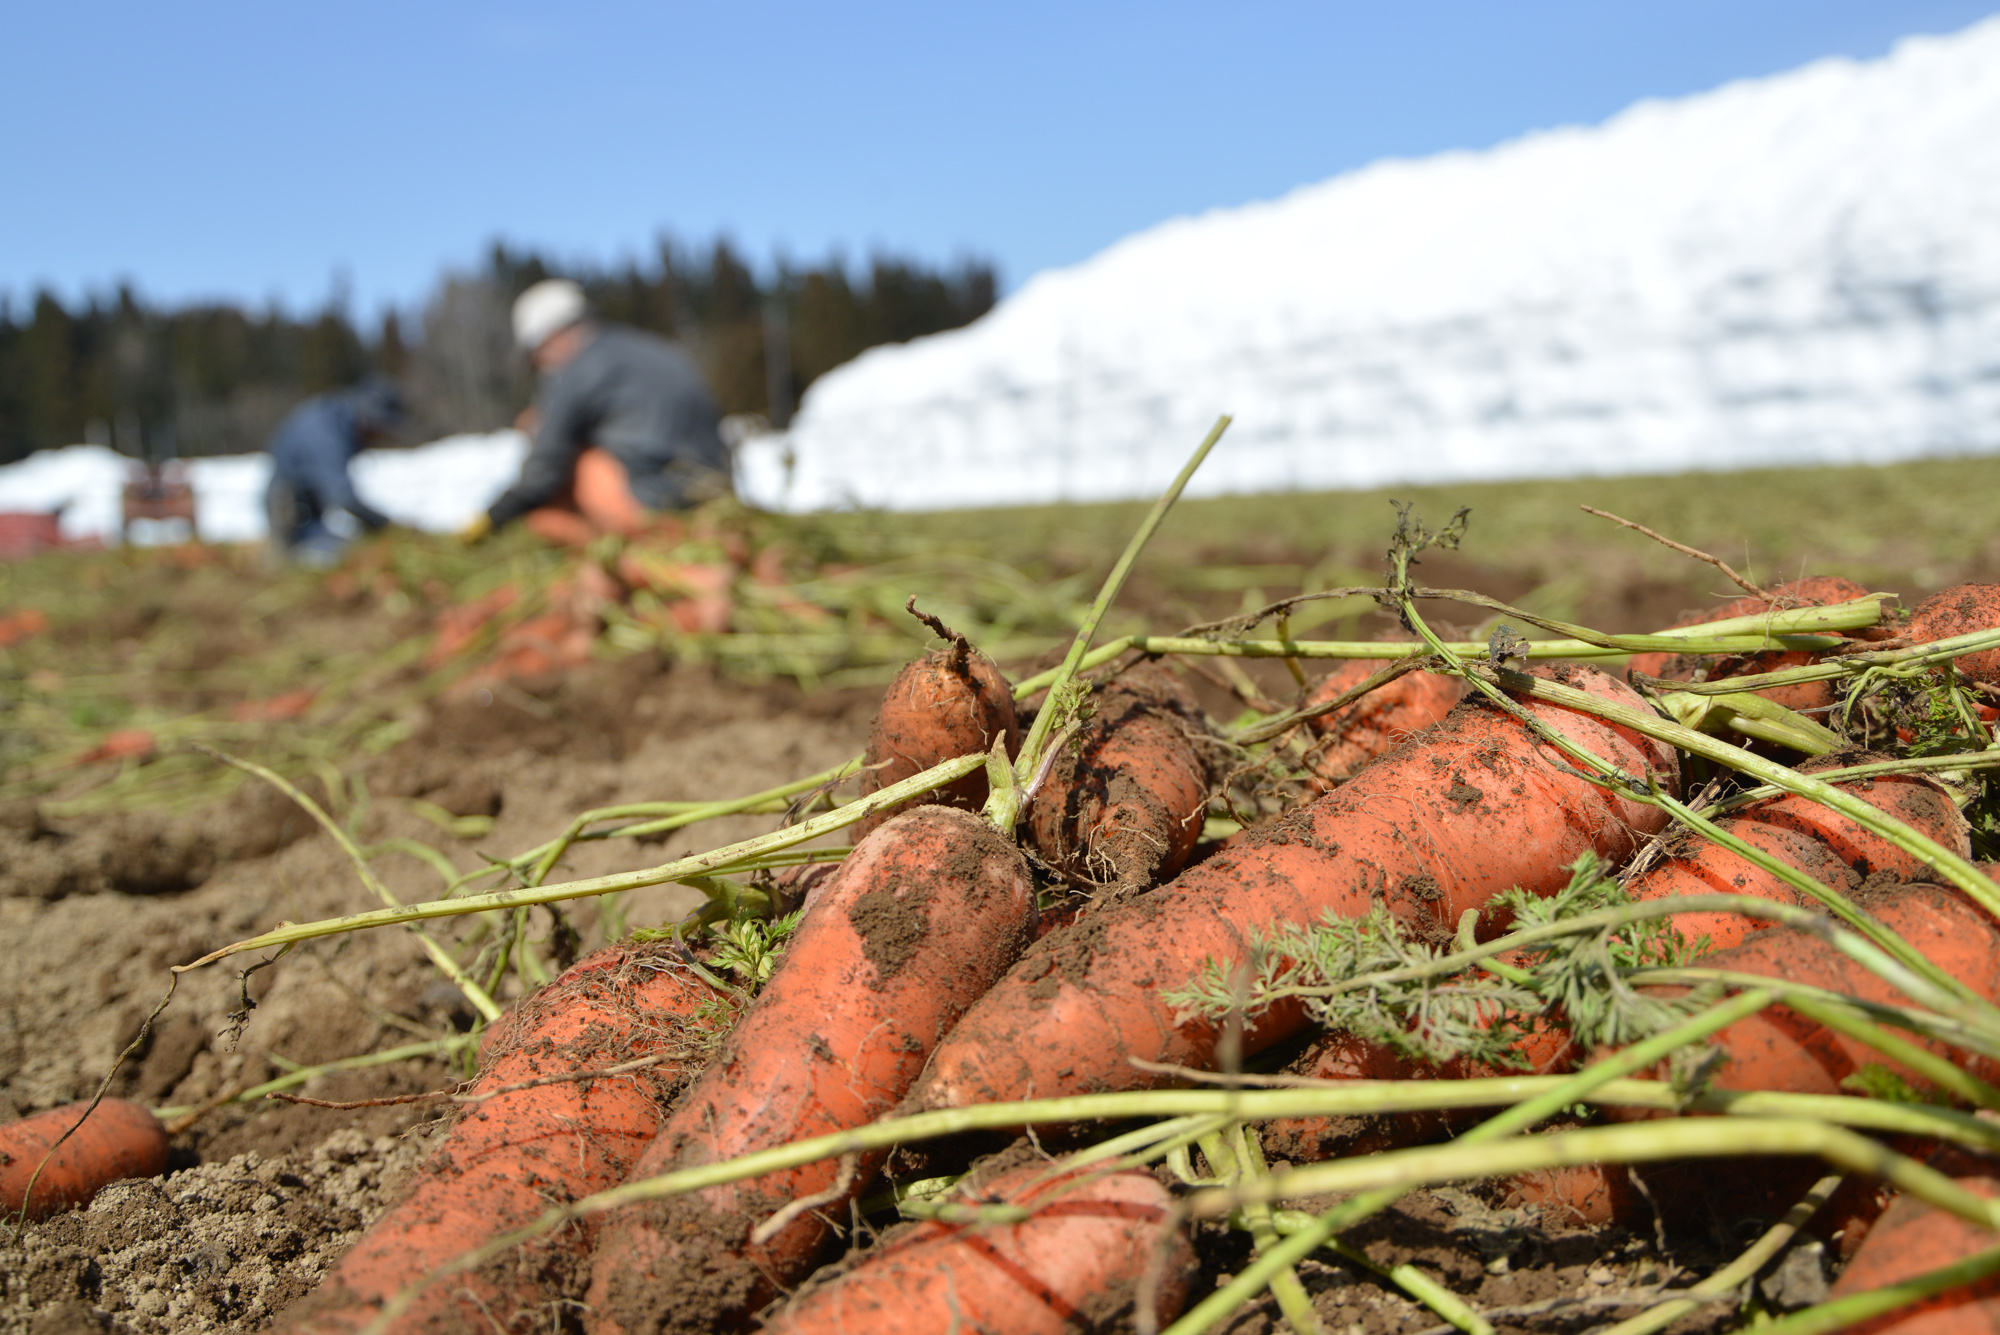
top-left (265, 378), bottom-right (404, 567)
top-left (463, 279), bottom-right (733, 547)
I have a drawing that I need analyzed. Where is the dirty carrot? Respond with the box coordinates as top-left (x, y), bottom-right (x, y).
top-left (0, 1098), bottom-right (168, 1222)
top-left (852, 605), bottom-right (1019, 841)
top-left (585, 805), bottom-right (1038, 1335)
top-left (1026, 662), bottom-right (1212, 893)
top-left (278, 945), bottom-right (722, 1334)
top-left (762, 1160), bottom-right (1195, 1335)
top-left (1628, 576), bottom-right (1876, 713)
top-left (1299, 657), bottom-right (1464, 786)
top-left (1819, 1145), bottom-right (2000, 1333)
top-left (1907, 582), bottom-right (2000, 686)
top-left (1564, 883), bottom-right (2000, 1237)
top-left (1628, 769), bottom-right (1970, 957)
top-left (914, 662), bottom-right (1678, 1111)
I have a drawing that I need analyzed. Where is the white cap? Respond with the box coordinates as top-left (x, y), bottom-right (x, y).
top-left (512, 279), bottom-right (588, 352)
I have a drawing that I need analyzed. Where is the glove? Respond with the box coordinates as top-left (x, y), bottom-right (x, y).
top-left (456, 513), bottom-right (494, 546)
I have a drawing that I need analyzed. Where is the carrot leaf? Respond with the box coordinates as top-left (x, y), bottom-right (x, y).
top-left (1165, 856), bottom-right (1712, 1069)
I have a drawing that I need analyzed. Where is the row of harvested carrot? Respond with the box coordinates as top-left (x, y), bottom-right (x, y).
top-left (8, 579), bottom-right (1999, 1333)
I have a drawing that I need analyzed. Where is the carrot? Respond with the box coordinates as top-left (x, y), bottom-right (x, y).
top-left (1026, 662), bottom-right (1211, 893)
top-left (229, 686), bottom-right (319, 723)
top-left (0, 606), bottom-right (49, 648)
top-left (1907, 582), bottom-right (2000, 687)
top-left (1627, 767), bottom-right (1970, 957)
top-left (423, 582), bottom-right (517, 669)
top-left (914, 662), bottom-right (1678, 1111)
top-left (1558, 882), bottom-right (2000, 1236)
top-left (0, 1098), bottom-right (168, 1222)
top-left (1625, 881), bottom-right (2000, 1102)
top-left (1627, 575), bottom-right (1873, 714)
top-left (279, 945), bottom-right (722, 1335)
top-left (1265, 779), bottom-right (1964, 1191)
top-left (1257, 1031), bottom-right (1456, 1166)
top-left (852, 615), bottom-right (1019, 842)
top-left (1300, 658), bottom-right (1464, 788)
top-left (585, 805), bottom-right (1039, 1335)
top-left (761, 1160), bottom-right (1194, 1335)
top-left (71, 728), bottom-right (157, 767)
top-left (1822, 1145), bottom-right (2000, 1333)
top-left (1497, 1158), bottom-right (1635, 1229)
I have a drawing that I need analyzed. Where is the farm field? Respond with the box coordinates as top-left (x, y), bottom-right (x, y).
top-left (4, 451), bottom-right (2000, 1334)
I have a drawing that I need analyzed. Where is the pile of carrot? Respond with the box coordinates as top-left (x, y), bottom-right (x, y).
top-left (21, 544), bottom-right (2000, 1335)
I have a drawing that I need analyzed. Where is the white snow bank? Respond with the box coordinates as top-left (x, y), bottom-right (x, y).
top-left (0, 432), bottom-right (530, 545)
top-left (758, 18), bottom-right (2000, 512)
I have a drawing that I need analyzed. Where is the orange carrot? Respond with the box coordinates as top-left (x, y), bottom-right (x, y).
top-left (280, 946), bottom-right (722, 1334)
top-left (1823, 1145), bottom-right (2000, 1333)
top-left (914, 663), bottom-right (1678, 1111)
top-left (1266, 778), bottom-right (1964, 1181)
top-left (585, 805), bottom-right (1038, 1335)
top-left (853, 620), bottom-right (1019, 841)
top-left (1625, 882), bottom-right (2000, 1102)
top-left (71, 728), bottom-right (157, 767)
top-left (1497, 1159), bottom-right (1635, 1229)
top-left (229, 686), bottom-right (319, 723)
top-left (1562, 883), bottom-right (2000, 1235)
top-left (1300, 658), bottom-right (1464, 788)
top-left (1257, 1032), bottom-right (1453, 1166)
top-left (423, 582), bottom-right (517, 669)
top-left (1627, 768), bottom-right (1969, 956)
top-left (0, 1098), bottom-right (168, 1221)
top-left (1627, 575), bottom-right (1873, 714)
top-left (1907, 582), bottom-right (2000, 687)
top-left (1026, 663), bottom-right (1211, 892)
top-left (762, 1160), bottom-right (1194, 1335)
top-left (0, 606), bottom-right (49, 648)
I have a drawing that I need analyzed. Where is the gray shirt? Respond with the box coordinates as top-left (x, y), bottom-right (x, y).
top-left (487, 324), bottom-right (731, 527)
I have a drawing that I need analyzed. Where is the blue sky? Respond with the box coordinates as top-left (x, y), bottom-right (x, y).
top-left (5, 1), bottom-right (1996, 321)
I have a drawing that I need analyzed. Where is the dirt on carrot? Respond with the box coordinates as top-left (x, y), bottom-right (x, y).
top-left (1028, 661), bottom-right (1215, 894)
top-left (586, 806), bottom-right (1038, 1335)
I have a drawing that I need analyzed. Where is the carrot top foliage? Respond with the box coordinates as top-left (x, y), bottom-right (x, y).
top-left (1165, 854), bottom-right (1709, 1069)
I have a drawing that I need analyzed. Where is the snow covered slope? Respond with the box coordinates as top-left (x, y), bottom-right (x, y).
top-left (746, 20), bottom-right (2000, 512)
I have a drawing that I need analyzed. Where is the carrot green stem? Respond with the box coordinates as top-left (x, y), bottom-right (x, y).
top-left (1713, 753), bottom-right (2000, 813)
top-left (190, 744), bottom-right (502, 1023)
top-left (992, 415), bottom-right (1232, 830)
top-left (150, 1034), bottom-right (477, 1121)
top-left (1309, 1233), bottom-right (1493, 1335)
top-left (1648, 624), bottom-right (2000, 697)
top-left (1000, 598), bottom-right (1888, 703)
top-left (502, 758), bottom-right (862, 890)
top-left (1660, 689), bottom-right (1843, 755)
top-left (1190, 1119), bottom-right (1995, 1225)
top-left (1782, 992), bottom-right (2000, 1111)
top-left (175, 750), bottom-right (987, 969)
top-left (1200, 1128), bottom-right (1324, 1335)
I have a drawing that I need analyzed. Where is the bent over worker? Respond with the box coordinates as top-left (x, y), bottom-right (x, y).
top-left (467, 279), bottom-right (733, 546)
top-left (265, 378), bottom-right (404, 566)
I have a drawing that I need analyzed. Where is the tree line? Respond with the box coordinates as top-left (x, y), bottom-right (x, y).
top-left (0, 239), bottom-right (998, 465)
